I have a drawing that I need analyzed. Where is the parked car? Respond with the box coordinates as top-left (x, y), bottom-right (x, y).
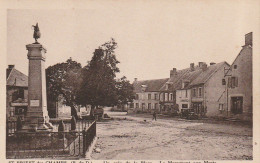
top-left (180, 108), bottom-right (198, 120)
top-left (93, 107), bottom-right (104, 118)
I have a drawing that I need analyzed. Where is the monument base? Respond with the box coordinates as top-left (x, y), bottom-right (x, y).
top-left (20, 122), bottom-right (53, 133)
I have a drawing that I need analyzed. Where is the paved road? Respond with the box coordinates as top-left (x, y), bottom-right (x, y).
top-left (92, 108), bottom-right (252, 160)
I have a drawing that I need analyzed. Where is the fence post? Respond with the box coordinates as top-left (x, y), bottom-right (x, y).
top-left (82, 129), bottom-right (86, 157)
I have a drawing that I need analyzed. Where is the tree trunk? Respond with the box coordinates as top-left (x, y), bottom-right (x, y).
top-left (90, 105), bottom-right (95, 118)
top-left (70, 104), bottom-right (79, 120)
top-left (61, 93), bottom-right (79, 120)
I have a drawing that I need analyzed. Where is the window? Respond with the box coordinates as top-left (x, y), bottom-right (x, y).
top-left (160, 94), bottom-right (163, 100)
top-left (12, 88), bottom-right (25, 102)
top-left (136, 94), bottom-right (139, 100)
top-left (154, 94), bottom-right (158, 100)
top-left (182, 82), bottom-right (189, 89)
top-left (234, 65), bottom-right (237, 69)
top-left (219, 104), bottom-right (224, 113)
top-left (229, 77), bottom-right (238, 88)
top-left (198, 87), bottom-right (202, 97)
top-left (182, 104), bottom-right (188, 108)
top-left (185, 90), bottom-right (188, 98)
top-left (170, 93), bottom-right (173, 101)
top-left (165, 93), bottom-right (168, 101)
top-left (148, 94), bottom-right (151, 100)
top-left (136, 103), bottom-right (139, 108)
top-left (155, 103), bottom-right (158, 109)
top-left (165, 83), bottom-right (171, 90)
top-left (148, 103), bottom-right (151, 109)
top-left (9, 107), bottom-right (15, 117)
top-left (193, 88), bottom-right (196, 97)
top-left (142, 103), bottom-right (145, 109)
top-left (15, 107), bottom-right (25, 115)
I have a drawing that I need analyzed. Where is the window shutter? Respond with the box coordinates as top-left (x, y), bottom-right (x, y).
top-left (228, 77), bottom-right (232, 88)
top-left (235, 77), bottom-right (238, 87)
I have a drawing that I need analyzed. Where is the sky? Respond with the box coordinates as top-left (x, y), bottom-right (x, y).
top-left (6, 1), bottom-right (259, 82)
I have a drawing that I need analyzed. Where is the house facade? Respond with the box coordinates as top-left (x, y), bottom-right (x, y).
top-left (132, 78), bottom-right (169, 113)
top-left (189, 62), bottom-right (230, 117)
top-left (176, 63), bottom-right (203, 111)
top-left (6, 65), bottom-right (28, 121)
top-left (225, 32), bottom-right (253, 121)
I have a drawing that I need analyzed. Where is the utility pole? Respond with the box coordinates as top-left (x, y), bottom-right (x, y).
top-left (224, 67), bottom-right (231, 117)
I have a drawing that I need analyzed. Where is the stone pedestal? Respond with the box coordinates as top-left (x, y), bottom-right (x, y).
top-left (22, 43), bottom-right (53, 132)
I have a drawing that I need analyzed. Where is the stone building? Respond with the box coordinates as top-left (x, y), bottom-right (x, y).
top-left (159, 63), bottom-right (203, 114)
top-left (188, 62), bottom-right (230, 117)
top-left (176, 63), bottom-right (203, 111)
top-left (224, 32), bottom-right (253, 121)
top-left (6, 65), bottom-right (28, 121)
top-left (132, 78), bottom-right (169, 113)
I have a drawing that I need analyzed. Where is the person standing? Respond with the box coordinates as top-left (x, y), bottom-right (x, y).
top-left (152, 111), bottom-right (157, 121)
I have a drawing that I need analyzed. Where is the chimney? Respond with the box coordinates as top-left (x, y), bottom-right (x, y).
top-left (134, 78), bottom-right (137, 82)
top-left (210, 62), bottom-right (216, 65)
top-left (190, 63), bottom-right (195, 71)
top-left (198, 62), bottom-right (204, 67)
top-left (202, 63), bottom-right (208, 71)
top-left (245, 32), bottom-right (252, 46)
top-left (8, 65), bottom-right (15, 69)
top-left (170, 68), bottom-right (177, 77)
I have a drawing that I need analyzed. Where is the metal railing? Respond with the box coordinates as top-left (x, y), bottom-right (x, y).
top-left (6, 120), bottom-right (96, 159)
top-left (83, 120), bottom-right (96, 155)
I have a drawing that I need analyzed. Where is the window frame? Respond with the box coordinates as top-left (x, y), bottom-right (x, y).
top-left (198, 87), bottom-right (202, 97)
top-left (148, 94), bottom-right (151, 100)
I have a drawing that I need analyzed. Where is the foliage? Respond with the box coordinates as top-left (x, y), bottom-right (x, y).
top-left (115, 76), bottom-right (135, 106)
top-left (78, 38), bottom-right (120, 109)
top-left (46, 58), bottom-right (82, 119)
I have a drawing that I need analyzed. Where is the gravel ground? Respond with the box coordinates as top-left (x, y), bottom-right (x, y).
top-left (91, 110), bottom-right (252, 160)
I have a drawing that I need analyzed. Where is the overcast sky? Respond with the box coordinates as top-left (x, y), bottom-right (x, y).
top-left (7, 1), bottom-right (258, 82)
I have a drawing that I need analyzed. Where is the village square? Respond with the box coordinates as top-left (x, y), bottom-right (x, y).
top-left (5, 4), bottom-right (256, 161)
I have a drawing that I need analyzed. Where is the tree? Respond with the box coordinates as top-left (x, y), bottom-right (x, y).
top-left (115, 76), bottom-right (135, 109)
top-left (78, 38), bottom-right (120, 114)
top-left (46, 58), bottom-right (82, 119)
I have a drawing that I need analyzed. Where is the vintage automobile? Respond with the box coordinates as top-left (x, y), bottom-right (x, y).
top-left (180, 108), bottom-right (199, 120)
top-left (93, 107), bottom-right (104, 118)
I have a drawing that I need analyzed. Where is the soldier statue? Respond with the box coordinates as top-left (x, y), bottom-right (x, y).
top-left (32, 23), bottom-right (41, 43)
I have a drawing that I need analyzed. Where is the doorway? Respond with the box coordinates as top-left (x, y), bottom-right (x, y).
top-left (231, 96), bottom-right (243, 114)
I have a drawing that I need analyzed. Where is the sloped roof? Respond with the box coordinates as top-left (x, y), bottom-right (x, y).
top-left (189, 62), bottom-right (228, 86)
top-left (225, 45), bottom-right (252, 76)
top-left (6, 68), bottom-right (28, 87)
top-left (133, 78), bottom-right (169, 93)
top-left (160, 66), bottom-right (203, 91)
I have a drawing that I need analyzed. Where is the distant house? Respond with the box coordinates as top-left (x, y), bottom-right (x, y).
top-left (132, 78), bottom-right (169, 113)
top-left (159, 65), bottom-right (203, 114)
top-left (176, 63), bottom-right (203, 111)
top-left (6, 65), bottom-right (28, 121)
top-left (224, 32), bottom-right (253, 121)
top-left (188, 61), bottom-right (230, 117)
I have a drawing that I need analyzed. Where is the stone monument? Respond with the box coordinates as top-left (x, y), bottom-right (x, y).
top-left (22, 23), bottom-right (53, 132)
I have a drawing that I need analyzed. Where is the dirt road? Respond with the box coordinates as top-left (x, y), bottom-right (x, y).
top-left (91, 110), bottom-right (252, 160)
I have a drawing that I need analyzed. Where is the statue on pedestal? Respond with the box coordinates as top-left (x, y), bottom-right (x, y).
top-left (32, 23), bottom-right (41, 43)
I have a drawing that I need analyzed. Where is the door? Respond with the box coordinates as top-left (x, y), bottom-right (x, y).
top-left (231, 97), bottom-right (243, 114)
top-left (193, 102), bottom-right (202, 114)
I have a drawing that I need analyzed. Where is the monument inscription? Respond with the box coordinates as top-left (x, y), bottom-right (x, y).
top-left (30, 100), bottom-right (40, 107)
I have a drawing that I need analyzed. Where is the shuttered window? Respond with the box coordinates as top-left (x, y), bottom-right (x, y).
top-left (228, 77), bottom-right (238, 88)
